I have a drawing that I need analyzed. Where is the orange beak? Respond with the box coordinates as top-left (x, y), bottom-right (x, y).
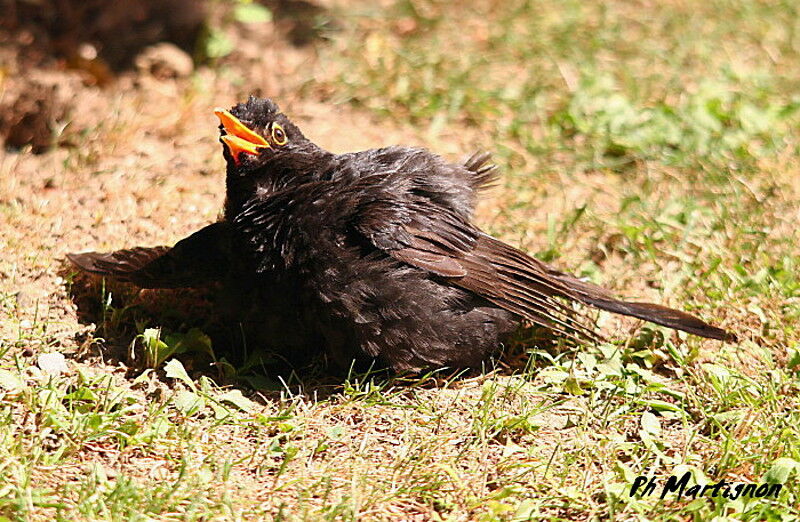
top-left (214, 108), bottom-right (270, 163)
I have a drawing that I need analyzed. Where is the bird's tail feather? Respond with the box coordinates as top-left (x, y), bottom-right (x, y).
top-left (549, 271), bottom-right (736, 342)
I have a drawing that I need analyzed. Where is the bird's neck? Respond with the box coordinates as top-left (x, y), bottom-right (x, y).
top-left (224, 147), bottom-right (337, 220)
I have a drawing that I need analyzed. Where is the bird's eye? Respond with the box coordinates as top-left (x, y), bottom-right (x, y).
top-left (271, 123), bottom-right (288, 145)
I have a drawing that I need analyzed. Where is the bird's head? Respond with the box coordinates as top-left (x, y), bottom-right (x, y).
top-left (215, 96), bottom-right (315, 175)
top-left (215, 96), bottom-right (334, 219)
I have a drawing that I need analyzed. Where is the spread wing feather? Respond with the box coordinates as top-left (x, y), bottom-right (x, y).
top-left (67, 222), bottom-right (232, 289)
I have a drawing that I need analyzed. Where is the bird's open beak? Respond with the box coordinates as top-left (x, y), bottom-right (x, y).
top-left (214, 108), bottom-right (270, 163)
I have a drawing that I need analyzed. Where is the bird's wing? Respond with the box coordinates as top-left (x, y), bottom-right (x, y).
top-left (355, 201), bottom-right (735, 342)
top-left (67, 222), bottom-right (232, 289)
top-left (354, 200), bottom-right (599, 340)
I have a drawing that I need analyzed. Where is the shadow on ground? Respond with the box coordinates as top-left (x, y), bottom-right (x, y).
top-left (65, 268), bottom-right (335, 389)
top-left (63, 262), bottom-right (570, 393)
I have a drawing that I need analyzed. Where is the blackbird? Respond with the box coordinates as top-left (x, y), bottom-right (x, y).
top-left (68, 97), bottom-right (735, 371)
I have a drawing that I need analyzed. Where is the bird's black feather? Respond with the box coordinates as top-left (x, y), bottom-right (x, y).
top-left (68, 222), bottom-right (232, 289)
top-left (68, 97), bottom-right (736, 371)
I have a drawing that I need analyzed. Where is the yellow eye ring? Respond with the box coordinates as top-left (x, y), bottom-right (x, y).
top-left (271, 123), bottom-right (288, 145)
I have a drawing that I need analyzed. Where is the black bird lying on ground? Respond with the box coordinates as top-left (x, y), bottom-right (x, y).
top-left (68, 97), bottom-right (735, 371)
